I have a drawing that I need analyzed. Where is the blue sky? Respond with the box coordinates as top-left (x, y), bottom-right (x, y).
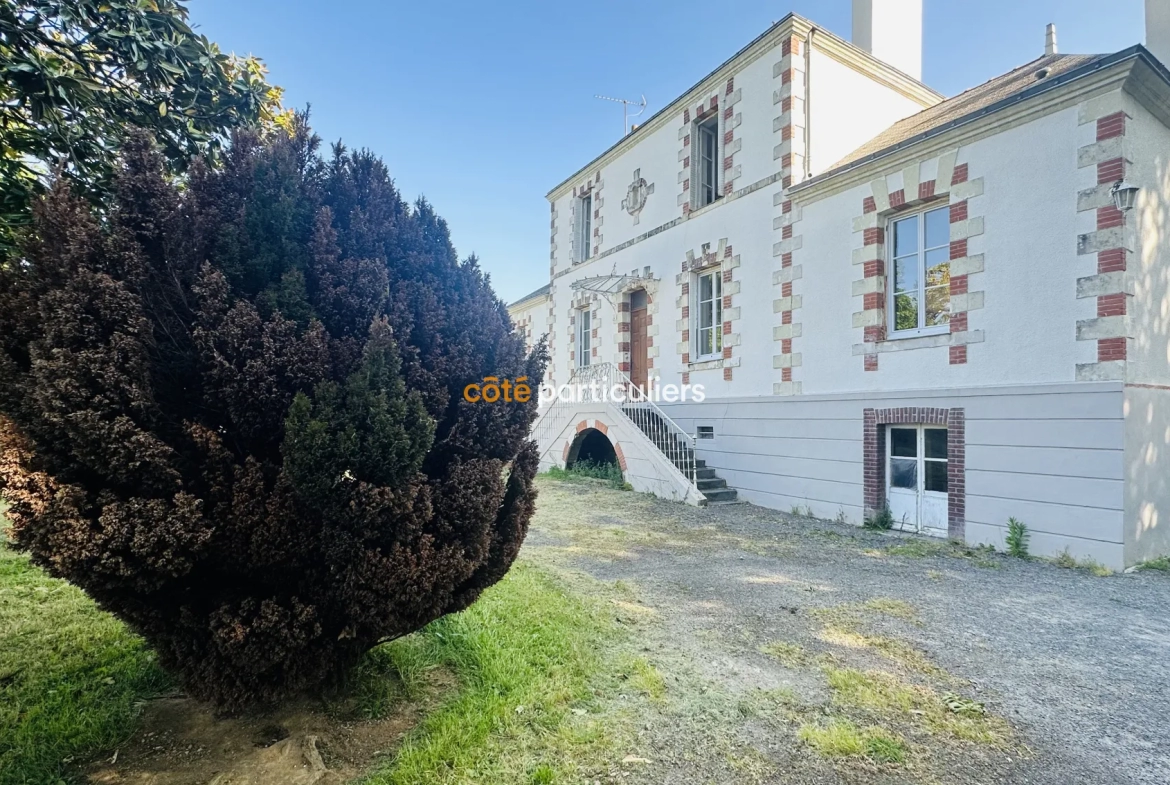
top-left (189, 0), bottom-right (1146, 303)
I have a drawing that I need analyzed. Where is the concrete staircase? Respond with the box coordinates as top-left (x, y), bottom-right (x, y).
top-left (696, 458), bottom-right (738, 504)
top-left (622, 405), bottom-right (739, 505)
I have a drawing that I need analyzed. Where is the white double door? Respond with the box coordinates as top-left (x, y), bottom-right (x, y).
top-left (887, 425), bottom-right (948, 537)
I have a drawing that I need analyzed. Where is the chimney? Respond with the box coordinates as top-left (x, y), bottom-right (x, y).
top-left (1149, 0), bottom-right (1170, 67)
top-left (1045, 23), bottom-right (1058, 56)
top-left (852, 0), bottom-right (923, 81)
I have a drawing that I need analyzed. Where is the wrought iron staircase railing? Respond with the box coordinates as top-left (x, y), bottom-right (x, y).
top-left (532, 363), bottom-right (698, 487)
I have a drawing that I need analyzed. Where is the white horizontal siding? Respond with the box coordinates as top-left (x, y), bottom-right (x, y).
top-left (661, 382), bottom-right (1125, 567)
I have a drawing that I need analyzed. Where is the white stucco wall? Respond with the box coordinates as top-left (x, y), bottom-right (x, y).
top-left (805, 45), bottom-right (926, 176)
top-left (1123, 385), bottom-right (1170, 565)
top-left (1127, 95), bottom-right (1170, 386)
top-left (507, 294), bottom-right (548, 354)
top-left (546, 24), bottom-right (936, 400)
top-left (799, 105), bottom-right (1091, 395)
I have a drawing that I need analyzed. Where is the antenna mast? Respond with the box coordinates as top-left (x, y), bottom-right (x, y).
top-left (594, 94), bottom-right (647, 135)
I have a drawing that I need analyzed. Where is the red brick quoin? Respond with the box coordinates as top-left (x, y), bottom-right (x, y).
top-left (862, 407), bottom-right (966, 539)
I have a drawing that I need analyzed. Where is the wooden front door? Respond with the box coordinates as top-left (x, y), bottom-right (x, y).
top-left (629, 290), bottom-right (648, 391)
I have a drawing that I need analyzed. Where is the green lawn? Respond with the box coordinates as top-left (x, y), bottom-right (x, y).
top-left (1, 500), bottom-right (627, 785)
top-left (0, 510), bottom-right (171, 785)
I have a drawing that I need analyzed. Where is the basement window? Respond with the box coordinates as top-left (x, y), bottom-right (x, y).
top-left (697, 426), bottom-right (715, 439)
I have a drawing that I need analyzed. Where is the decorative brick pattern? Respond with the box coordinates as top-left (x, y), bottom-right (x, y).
top-left (863, 407), bottom-right (966, 539)
top-left (1074, 97), bottom-right (1133, 382)
top-left (565, 419), bottom-right (627, 471)
top-left (676, 239), bottom-right (741, 381)
top-left (549, 202), bottom-right (559, 277)
top-left (677, 78), bottom-right (743, 216)
top-left (772, 200), bottom-right (803, 394)
top-left (767, 33), bottom-right (807, 395)
top-left (611, 274), bottom-right (662, 380)
top-left (850, 151), bottom-right (985, 370)
top-left (569, 171), bottom-right (604, 263)
top-left (565, 290), bottom-right (602, 376)
top-left (772, 35), bottom-right (806, 190)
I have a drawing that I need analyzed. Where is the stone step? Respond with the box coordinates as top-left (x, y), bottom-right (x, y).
top-left (696, 467), bottom-right (717, 480)
top-left (702, 488), bottom-right (739, 503)
top-left (697, 477), bottom-right (727, 491)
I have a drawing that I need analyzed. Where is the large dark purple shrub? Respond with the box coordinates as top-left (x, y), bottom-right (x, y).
top-left (0, 121), bottom-right (546, 707)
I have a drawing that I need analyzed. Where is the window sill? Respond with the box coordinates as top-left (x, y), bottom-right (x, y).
top-left (688, 197), bottom-right (724, 219)
top-left (688, 356), bottom-right (728, 371)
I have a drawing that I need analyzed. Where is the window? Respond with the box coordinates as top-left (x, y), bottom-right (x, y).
top-left (697, 426), bottom-right (715, 439)
top-left (888, 426), bottom-right (948, 494)
top-left (576, 308), bottom-right (591, 367)
top-left (696, 115), bottom-right (720, 208)
top-left (889, 206), bottom-right (950, 334)
top-left (694, 268), bottom-right (723, 359)
top-left (576, 193), bottom-right (592, 263)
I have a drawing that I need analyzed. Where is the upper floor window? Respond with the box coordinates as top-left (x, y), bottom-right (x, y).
top-left (890, 205), bottom-right (950, 335)
top-left (694, 268), bottom-right (723, 359)
top-left (695, 115), bottom-right (720, 209)
top-left (576, 308), bottom-right (591, 367)
top-left (575, 193), bottom-right (592, 263)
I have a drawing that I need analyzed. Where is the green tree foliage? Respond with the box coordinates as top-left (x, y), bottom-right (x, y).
top-left (0, 121), bottom-right (547, 707)
top-left (0, 0), bottom-right (287, 251)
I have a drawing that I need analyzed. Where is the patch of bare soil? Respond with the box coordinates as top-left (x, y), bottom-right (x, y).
top-left (87, 673), bottom-right (451, 785)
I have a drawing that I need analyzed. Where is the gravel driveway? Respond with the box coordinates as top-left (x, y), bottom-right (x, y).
top-left (526, 477), bottom-right (1170, 785)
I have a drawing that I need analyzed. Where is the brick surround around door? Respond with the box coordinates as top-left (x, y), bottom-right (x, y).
top-left (863, 406), bottom-right (966, 540)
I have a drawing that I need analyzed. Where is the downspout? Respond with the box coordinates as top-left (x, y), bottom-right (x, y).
top-left (803, 26), bottom-right (816, 181)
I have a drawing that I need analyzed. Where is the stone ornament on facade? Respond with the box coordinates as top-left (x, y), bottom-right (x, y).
top-left (676, 239), bottom-right (741, 383)
top-left (621, 168), bottom-right (655, 225)
top-left (1074, 95), bottom-right (1133, 382)
top-left (850, 151), bottom-right (986, 371)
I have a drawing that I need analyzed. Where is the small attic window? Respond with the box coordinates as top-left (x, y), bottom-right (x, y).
top-left (1035, 67), bottom-right (1051, 80)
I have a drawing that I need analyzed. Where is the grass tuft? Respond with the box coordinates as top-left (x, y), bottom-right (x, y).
top-left (1052, 549), bottom-right (1113, 576)
top-left (1137, 556), bottom-right (1170, 572)
top-left (798, 719), bottom-right (906, 763)
top-left (822, 666), bottom-right (1010, 747)
top-left (760, 641), bottom-right (810, 669)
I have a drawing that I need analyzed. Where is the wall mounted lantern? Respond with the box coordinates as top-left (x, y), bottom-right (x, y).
top-left (1111, 180), bottom-right (1140, 213)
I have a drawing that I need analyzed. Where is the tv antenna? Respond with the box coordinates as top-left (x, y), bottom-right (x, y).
top-left (595, 94), bottom-right (647, 135)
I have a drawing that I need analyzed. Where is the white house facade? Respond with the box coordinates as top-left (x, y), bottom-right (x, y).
top-left (520, 0), bottom-right (1170, 571)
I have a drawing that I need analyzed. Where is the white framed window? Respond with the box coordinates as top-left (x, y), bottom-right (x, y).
top-left (575, 193), bottom-right (592, 263)
top-left (576, 308), bottom-right (591, 367)
top-left (694, 268), bottom-right (723, 359)
top-left (889, 205), bottom-right (950, 335)
top-left (695, 115), bottom-right (720, 209)
top-left (888, 426), bottom-right (948, 495)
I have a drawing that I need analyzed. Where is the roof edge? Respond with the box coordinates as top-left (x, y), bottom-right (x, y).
top-left (508, 283), bottom-right (551, 309)
top-left (546, 13), bottom-right (943, 201)
top-left (792, 46), bottom-right (1168, 197)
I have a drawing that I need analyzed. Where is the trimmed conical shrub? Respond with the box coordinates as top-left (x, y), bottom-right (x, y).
top-left (0, 121), bottom-right (546, 707)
